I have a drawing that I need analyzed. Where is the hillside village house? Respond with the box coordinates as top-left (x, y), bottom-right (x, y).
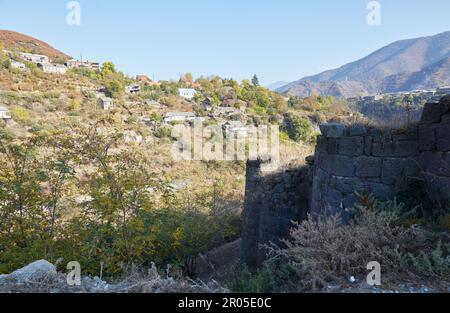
top-left (0, 106), bottom-right (11, 120)
top-left (98, 97), bottom-right (114, 111)
top-left (163, 112), bottom-right (196, 123)
top-left (178, 88), bottom-right (196, 100)
top-left (437, 86), bottom-right (450, 95)
top-left (66, 59), bottom-right (100, 71)
top-left (125, 83), bottom-right (141, 93)
top-left (20, 52), bottom-right (49, 64)
top-left (38, 63), bottom-right (68, 74)
top-left (10, 60), bottom-right (26, 69)
top-left (145, 100), bottom-right (163, 108)
top-left (201, 98), bottom-right (213, 111)
top-left (222, 121), bottom-right (248, 137)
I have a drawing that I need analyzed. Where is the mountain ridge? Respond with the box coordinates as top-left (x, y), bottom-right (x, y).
top-left (278, 31), bottom-right (450, 98)
top-left (0, 30), bottom-right (71, 61)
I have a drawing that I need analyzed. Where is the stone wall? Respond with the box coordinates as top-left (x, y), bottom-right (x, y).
top-left (311, 96), bottom-right (450, 217)
top-left (418, 97), bottom-right (450, 206)
top-left (241, 157), bottom-right (311, 269)
top-left (310, 124), bottom-right (421, 217)
top-left (241, 96), bottom-right (450, 268)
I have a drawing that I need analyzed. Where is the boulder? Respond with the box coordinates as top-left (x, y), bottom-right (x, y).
top-left (2, 260), bottom-right (57, 283)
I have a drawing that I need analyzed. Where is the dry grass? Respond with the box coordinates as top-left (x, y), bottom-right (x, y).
top-left (261, 200), bottom-right (450, 292)
top-left (0, 263), bottom-right (228, 294)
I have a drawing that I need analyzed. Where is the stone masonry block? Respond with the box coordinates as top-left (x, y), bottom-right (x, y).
top-left (355, 156), bottom-right (382, 177)
top-left (419, 151), bottom-right (450, 177)
top-left (436, 123), bottom-right (450, 151)
top-left (418, 124), bottom-right (436, 151)
top-left (338, 136), bottom-right (364, 156)
top-left (324, 154), bottom-right (355, 177)
top-left (381, 157), bottom-right (419, 185)
top-left (320, 123), bottom-right (347, 138)
top-left (421, 99), bottom-right (450, 124)
top-left (372, 140), bottom-right (419, 157)
top-left (349, 124), bottom-right (368, 137)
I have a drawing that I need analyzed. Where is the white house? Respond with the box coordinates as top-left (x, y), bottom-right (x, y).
top-left (178, 88), bottom-right (196, 100)
top-left (202, 98), bottom-right (213, 112)
top-left (20, 52), bottom-right (49, 64)
top-left (437, 86), bottom-right (450, 95)
top-left (163, 112), bottom-right (196, 123)
top-left (10, 60), bottom-right (26, 70)
top-left (66, 59), bottom-right (100, 71)
top-left (0, 106), bottom-right (11, 120)
top-left (222, 121), bottom-right (248, 137)
top-left (125, 83), bottom-right (141, 94)
top-left (38, 63), bottom-right (68, 74)
top-left (98, 97), bottom-right (114, 110)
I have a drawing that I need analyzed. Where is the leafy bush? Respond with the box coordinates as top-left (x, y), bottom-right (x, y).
top-left (282, 113), bottom-right (313, 143)
top-left (0, 125), bottom-right (242, 278)
top-left (10, 107), bottom-right (31, 124)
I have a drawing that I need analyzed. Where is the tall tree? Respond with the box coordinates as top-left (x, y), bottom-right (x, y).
top-left (252, 74), bottom-right (260, 87)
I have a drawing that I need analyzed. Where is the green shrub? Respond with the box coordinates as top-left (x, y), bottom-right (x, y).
top-left (282, 113), bottom-right (313, 143)
top-left (10, 107), bottom-right (31, 124)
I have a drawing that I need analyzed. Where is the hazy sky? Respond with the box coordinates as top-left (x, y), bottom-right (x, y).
top-left (1, 0), bottom-right (450, 85)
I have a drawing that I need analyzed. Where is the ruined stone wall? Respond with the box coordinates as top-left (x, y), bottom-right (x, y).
top-left (311, 97), bottom-right (450, 217)
top-left (310, 124), bottom-right (421, 217)
top-left (418, 98), bottom-right (450, 206)
top-left (241, 96), bottom-right (450, 268)
top-left (241, 158), bottom-right (311, 269)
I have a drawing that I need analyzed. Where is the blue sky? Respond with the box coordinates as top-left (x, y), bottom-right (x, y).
top-left (1, 0), bottom-right (450, 85)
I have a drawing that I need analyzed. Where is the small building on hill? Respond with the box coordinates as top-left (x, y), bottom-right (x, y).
top-left (163, 112), bottom-right (196, 123)
top-left (437, 86), bottom-right (450, 95)
top-left (222, 121), bottom-right (248, 137)
top-left (98, 97), bottom-right (114, 111)
top-left (66, 59), bottom-right (100, 71)
top-left (10, 60), bottom-right (26, 70)
top-left (38, 63), bottom-right (67, 74)
top-left (125, 83), bottom-right (141, 94)
top-left (20, 52), bottom-right (49, 64)
top-left (0, 106), bottom-right (12, 120)
top-left (201, 98), bottom-right (213, 111)
top-left (178, 88), bottom-right (196, 100)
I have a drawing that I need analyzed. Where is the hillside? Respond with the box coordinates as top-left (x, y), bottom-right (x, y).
top-left (0, 30), bottom-right (71, 61)
top-left (278, 31), bottom-right (450, 97)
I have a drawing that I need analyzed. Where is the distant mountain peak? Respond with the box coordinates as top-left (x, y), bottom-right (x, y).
top-left (278, 31), bottom-right (450, 98)
top-left (267, 81), bottom-right (289, 91)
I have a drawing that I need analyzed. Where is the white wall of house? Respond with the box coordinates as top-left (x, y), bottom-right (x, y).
top-left (40, 64), bottom-right (67, 74)
top-left (21, 53), bottom-right (49, 64)
top-left (11, 60), bottom-right (26, 69)
top-left (164, 113), bottom-right (196, 123)
top-left (0, 107), bottom-right (11, 119)
top-left (67, 59), bottom-right (100, 71)
top-left (98, 98), bottom-right (113, 110)
top-left (178, 88), bottom-right (196, 99)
